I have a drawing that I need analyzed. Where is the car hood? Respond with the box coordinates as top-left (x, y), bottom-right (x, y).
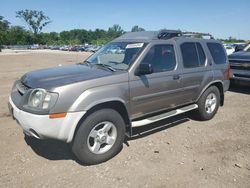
top-left (228, 51), bottom-right (250, 61)
top-left (21, 64), bottom-right (113, 89)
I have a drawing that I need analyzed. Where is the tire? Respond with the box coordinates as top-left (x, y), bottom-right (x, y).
top-left (195, 86), bottom-right (220, 121)
top-left (72, 109), bottom-right (125, 165)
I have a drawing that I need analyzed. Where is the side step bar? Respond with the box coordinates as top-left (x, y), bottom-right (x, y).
top-left (131, 104), bottom-right (198, 127)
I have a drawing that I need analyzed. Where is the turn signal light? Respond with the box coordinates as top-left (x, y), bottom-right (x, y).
top-left (49, 113), bottom-right (67, 119)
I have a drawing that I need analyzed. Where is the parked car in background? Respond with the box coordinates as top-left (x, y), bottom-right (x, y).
top-left (69, 45), bottom-right (80, 52)
top-left (234, 43), bottom-right (247, 52)
top-left (223, 44), bottom-right (235, 55)
top-left (50, 45), bottom-right (60, 50)
top-left (91, 45), bottom-right (102, 52)
top-left (28, 44), bottom-right (40, 50)
top-left (228, 43), bottom-right (250, 85)
top-left (84, 45), bottom-right (96, 52)
top-left (106, 46), bottom-right (124, 54)
top-left (59, 45), bottom-right (69, 51)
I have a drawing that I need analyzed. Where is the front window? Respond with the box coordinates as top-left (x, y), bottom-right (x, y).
top-left (141, 44), bottom-right (176, 73)
top-left (85, 42), bottom-right (146, 71)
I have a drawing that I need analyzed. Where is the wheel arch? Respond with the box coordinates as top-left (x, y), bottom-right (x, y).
top-left (69, 100), bottom-right (131, 143)
top-left (197, 80), bottom-right (224, 106)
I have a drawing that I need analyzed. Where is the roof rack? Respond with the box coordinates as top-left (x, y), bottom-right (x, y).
top-left (158, 30), bottom-right (214, 39)
top-left (182, 32), bottom-right (214, 39)
top-left (115, 30), bottom-right (214, 41)
top-left (157, 29), bottom-right (182, 39)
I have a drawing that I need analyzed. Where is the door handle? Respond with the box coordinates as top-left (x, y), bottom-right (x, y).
top-left (173, 75), bottom-right (180, 80)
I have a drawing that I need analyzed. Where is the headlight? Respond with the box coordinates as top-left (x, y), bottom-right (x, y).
top-left (28, 89), bottom-right (58, 110)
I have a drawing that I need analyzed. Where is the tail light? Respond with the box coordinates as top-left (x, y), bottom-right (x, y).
top-left (227, 63), bottom-right (230, 80)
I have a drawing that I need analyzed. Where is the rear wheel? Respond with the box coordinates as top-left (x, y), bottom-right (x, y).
top-left (72, 109), bottom-right (125, 165)
top-left (195, 86), bottom-right (220, 121)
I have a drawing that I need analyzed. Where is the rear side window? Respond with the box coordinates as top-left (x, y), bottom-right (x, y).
top-left (207, 43), bottom-right (227, 64)
top-left (142, 44), bottom-right (176, 73)
top-left (181, 42), bottom-right (206, 68)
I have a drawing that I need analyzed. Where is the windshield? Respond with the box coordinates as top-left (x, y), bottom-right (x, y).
top-left (244, 43), bottom-right (250, 52)
top-left (85, 42), bottom-right (146, 71)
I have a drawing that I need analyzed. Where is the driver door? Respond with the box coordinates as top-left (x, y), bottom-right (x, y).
top-left (129, 42), bottom-right (183, 119)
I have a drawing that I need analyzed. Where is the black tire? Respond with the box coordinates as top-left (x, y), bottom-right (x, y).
top-left (195, 86), bottom-right (220, 121)
top-left (72, 109), bottom-right (125, 165)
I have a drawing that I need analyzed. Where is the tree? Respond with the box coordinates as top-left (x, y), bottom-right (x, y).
top-left (0, 16), bottom-right (10, 31)
top-left (108, 24), bottom-right (124, 38)
top-left (16, 10), bottom-right (51, 35)
top-left (131, 25), bottom-right (145, 32)
top-left (0, 16), bottom-right (10, 50)
top-left (6, 26), bottom-right (33, 45)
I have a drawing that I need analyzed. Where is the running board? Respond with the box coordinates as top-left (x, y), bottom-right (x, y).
top-left (131, 104), bottom-right (198, 127)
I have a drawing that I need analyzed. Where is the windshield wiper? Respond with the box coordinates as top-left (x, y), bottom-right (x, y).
top-left (78, 60), bottom-right (91, 66)
top-left (94, 63), bottom-right (116, 72)
top-left (83, 60), bottom-right (91, 66)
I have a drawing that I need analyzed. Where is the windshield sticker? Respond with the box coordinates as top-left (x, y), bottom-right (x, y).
top-left (126, 43), bottom-right (144, 49)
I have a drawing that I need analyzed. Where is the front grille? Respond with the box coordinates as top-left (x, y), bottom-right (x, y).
top-left (234, 74), bottom-right (250, 79)
top-left (16, 80), bottom-right (30, 95)
top-left (230, 65), bottom-right (250, 71)
top-left (229, 60), bottom-right (250, 70)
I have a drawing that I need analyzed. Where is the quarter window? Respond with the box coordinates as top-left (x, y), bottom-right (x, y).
top-left (207, 43), bottom-right (227, 64)
top-left (141, 44), bottom-right (176, 73)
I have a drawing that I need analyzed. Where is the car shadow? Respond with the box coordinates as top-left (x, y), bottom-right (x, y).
top-left (24, 113), bottom-right (190, 162)
top-left (229, 83), bottom-right (250, 94)
top-left (24, 136), bottom-right (76, 161)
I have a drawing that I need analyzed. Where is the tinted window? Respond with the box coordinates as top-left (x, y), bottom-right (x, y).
top-left (196, 43), bottom-right (206, 66)
top-left (181, 42), bottom-right (206, 68)
top-left (181, 43), bottom-right (199, 68)
top-left (142, 44), bottom-right (176, 73)
top-left (207, 43), bottom-right (227, 64)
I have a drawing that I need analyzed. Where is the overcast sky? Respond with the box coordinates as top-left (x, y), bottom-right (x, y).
top-left (1, 0), bottom-right (249, 39)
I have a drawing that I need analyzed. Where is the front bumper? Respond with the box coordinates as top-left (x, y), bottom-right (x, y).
top-left (9, 97), bottom-right (86, 143)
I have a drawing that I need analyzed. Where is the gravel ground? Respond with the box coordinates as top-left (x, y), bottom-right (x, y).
top-left (0, 50), bottom-right (249, 188)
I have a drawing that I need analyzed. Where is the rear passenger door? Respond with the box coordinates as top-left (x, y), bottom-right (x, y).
top-left (176, 40), bottom-right (213, 104)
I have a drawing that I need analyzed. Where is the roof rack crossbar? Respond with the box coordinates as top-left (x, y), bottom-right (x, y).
top-left (157, 29), bottom-right (182, 40)
top-left (182, 32), bottom-right (214, 39)
top-left (115, 29), bottom-right (214, 41)
top-left (157, 30), bottom-right (214, 40)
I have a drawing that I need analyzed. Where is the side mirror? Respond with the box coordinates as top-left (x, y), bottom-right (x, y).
top-left (135, 63), bottom-right (153, 76)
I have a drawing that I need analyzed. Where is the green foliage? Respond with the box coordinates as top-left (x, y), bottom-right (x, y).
top-left (220, 36), bottom-right (245, 44)
top-left (0, 16), bottom-right (10, 31)
top-left (131, 25), bottom-right (145, 32)
top-left (108, 24), bottom-right (124, 38)
top-left (0, 16), bottom-right (10, 45)
top-left (6, 26), bottom-right (33, 45)
top-left (16, 9), bottom-right (51, 35)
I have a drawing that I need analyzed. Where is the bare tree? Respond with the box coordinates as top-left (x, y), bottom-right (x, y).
top-left (16, 9), bottom-right (51, 35)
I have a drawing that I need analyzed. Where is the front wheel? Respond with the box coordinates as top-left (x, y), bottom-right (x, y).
top-left (195, 86), bottom-right (220, 121)
top-left (72, 109), bottom-right (125, 165)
